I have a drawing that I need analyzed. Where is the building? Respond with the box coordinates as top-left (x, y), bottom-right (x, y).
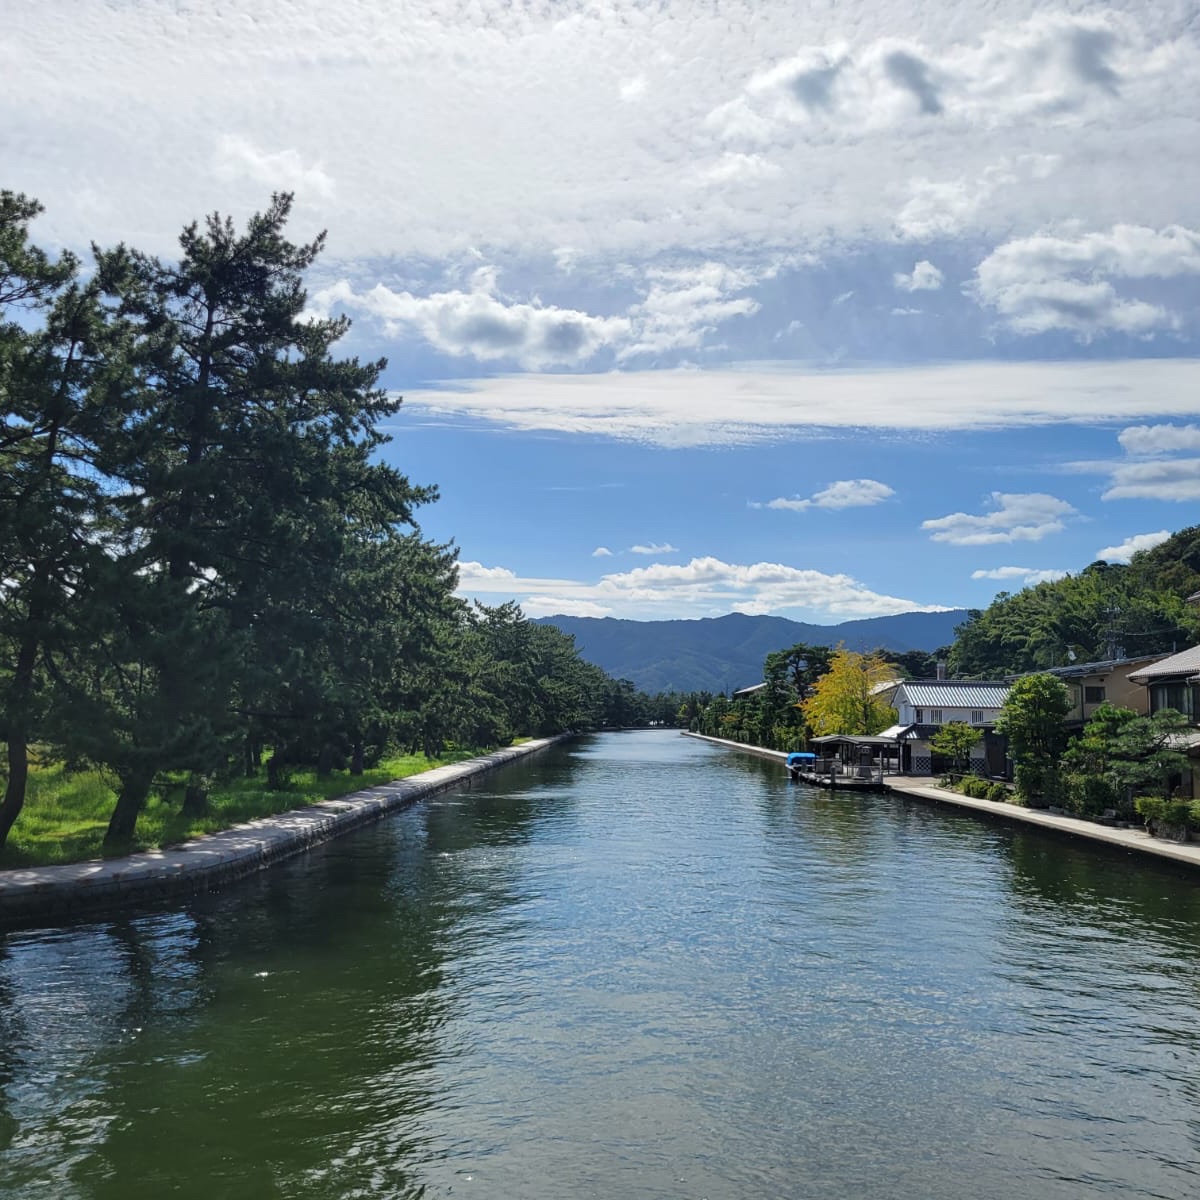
top-left (1038, 654), bottom-right (1164, 727)
top-left (1127, 645), bottom-right (1200, 721)
top-left (1126, 646), bottom-right (1200, 798)
top-left (881, 678), bottom-right (1011, 775)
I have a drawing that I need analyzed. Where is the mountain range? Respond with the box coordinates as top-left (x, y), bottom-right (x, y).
top-left (534, 610), bottom-right (968, 694)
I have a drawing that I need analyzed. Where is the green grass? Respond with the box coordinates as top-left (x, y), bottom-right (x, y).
top-left (0, 748), bottom-right (482, 869)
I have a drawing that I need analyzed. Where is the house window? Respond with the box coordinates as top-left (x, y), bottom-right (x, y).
top-left (1150, 682), bottom-right (1197, 720)
top-left (930, 710), bottom-right (943, 724)
top-left (971, 710), bottom-right (985, 725)
top-left (914, 708), bottom-right (923, 723)
top-left (1084, 686), bottom-right (1105, 704)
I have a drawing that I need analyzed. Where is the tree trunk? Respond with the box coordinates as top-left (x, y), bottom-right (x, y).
top-left (267, 755), bottom-right (284, 790)
top-left (105, 769), bottom-right (154, 845)
top-left (0, 737), bottom-right (30, 851)
top-left (1, 578), bottom-right (47, 851)
top-left (243, 735), bottom-right (259, 778)
top-left (182, 778), bottom-right (207, 817)
top-left (351, 741), bottom-right (364, 776)
top-left (317, 744), bottom-right (333, 779)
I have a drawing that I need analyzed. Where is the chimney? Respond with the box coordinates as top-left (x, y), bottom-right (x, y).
top-left (936, 660), bottom-right (947, 680)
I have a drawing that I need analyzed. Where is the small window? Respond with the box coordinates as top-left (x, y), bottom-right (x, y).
top-left (914, 708), bottom-right (923, 723)
top-left (1084, 686), bottom-right (1105, 704)
top-left (930, 709), bottom-right (943, 724)
top-left (971, 710), bottom-right (985, 724)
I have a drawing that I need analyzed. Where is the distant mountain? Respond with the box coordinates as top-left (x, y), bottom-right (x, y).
top-left (534, 610), bottom-right (968, 694)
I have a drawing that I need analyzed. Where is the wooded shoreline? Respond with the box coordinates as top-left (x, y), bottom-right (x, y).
top-left (0, 735), bottom-right (570, 929)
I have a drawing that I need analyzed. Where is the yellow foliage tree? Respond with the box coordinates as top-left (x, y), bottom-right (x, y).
top-left (801, 649), bottom-right (898, 736)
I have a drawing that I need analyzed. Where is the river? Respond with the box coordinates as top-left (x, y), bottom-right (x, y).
top-left (2, 731), bottom-right (1200, 1199)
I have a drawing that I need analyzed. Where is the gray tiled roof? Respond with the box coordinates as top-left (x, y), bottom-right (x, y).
top-left (895, 681), bottom-right (1010, 708)
top-left (1041, 654), bottom-right (1163, 680)
top-left (1127, 645), bottom-right (1200, 681)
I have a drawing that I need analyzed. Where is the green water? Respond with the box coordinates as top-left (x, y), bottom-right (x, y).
top-left (3, 731), bottom-right (1200, 1198)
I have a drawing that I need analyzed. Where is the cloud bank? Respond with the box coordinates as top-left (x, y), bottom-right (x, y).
top-left (456, 555), bottom-right (949, 621)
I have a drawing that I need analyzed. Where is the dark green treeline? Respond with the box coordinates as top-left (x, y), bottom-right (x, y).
top-left (0, 192), bottom-right (675, 849)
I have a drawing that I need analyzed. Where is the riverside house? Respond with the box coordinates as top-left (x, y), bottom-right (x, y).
top-left (878, 674), bottom-right (1011, 776)
top-left (1038, 654), bottom-right (1164, 728)
top-left (1127, 646), bottom-right (1200, 798)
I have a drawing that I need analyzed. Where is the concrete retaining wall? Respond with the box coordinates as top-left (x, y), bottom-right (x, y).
top-left (0, 735), bottom-right (571, 929)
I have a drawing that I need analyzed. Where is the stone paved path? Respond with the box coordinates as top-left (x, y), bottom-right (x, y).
top-left (0, 736), bottom-right (567, 928)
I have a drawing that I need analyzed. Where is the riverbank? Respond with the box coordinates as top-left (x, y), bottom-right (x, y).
top-left (0, 735), bottom-right (570, 928)
top-left (683, 730), bottom-right (1200, 872)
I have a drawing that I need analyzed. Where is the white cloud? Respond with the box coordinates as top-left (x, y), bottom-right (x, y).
top-left (922, 492), bottom-right (1077, 545)
top-left (214, 134), bottom-right (334, 199)
top-left (619, 75), bottom-right (647, 102)
top-left (630, 542), bottom-right (679, 555)
top-left (1095, 530), bottom-right (1171, 562)
top-left (591, 546), bottom-right (613, 557)
top-left (521, 595), bottom-right (613, 618)
top-left (312, 259), bottom-right (761, 367)
top-left (456, 562), bottom-right (519, 587)
top-left (713, 14), bottom-right (1185, 142)
top-left (618, 262), bottom-right (762, 360)
top-left (971, 566), bottom-right (1069, 584)
top-left (974, 224), bottom-right (1200, 338)
top-left (9, 3), bottom-right (1200, 276)
top-left (1071, 424), bottom-right (1200, 503)
top-left (310, 270), bottom-right (630, 369)
top-left (894, 260), bottom-right (943, 291)
top-left (702, 153), bottom-right (782, 184)
top-left (1101, 458), bottom-right (1200, 502)
top-left (455, 556), bottom-right (949, 621)
top-left (1118, 423), bottom-right (1200, 455)
top-left (405, 360), bottom-right (1200, 447)
top-left (762, 479), bottom-right (895, 511)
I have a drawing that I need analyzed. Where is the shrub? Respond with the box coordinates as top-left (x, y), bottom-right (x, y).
top-left (962, 777), bottom-right (991, 799)
top-left (1014, 761), bottom-right (1045, 804)
top-left (1135, 795), bottom-right (1197, 839)
top-left (1068, 773), bottom-right (1120, 819)
top-left (986, 783), bottom-right (1009, 803)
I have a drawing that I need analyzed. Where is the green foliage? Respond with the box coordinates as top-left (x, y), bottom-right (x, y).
top-left (1106, 708), bottom-right (1192, 802)
top-left (959, 776), bottom-right (991, 798)
top-left (1064, 772), bottom-right (1122, 818)
top-left (0, 194), bottom-right (664, 857)
top-left (986, 783), bottom-right (1009, 803)
top-left (1134, 795), bottom-right (1199, 838)
top-left (948, 540), bottom-right (1200, 678)
top-left (931, 721), bottom-right (981, 774)
top-left (996, 674), bottom-right (1071, 767)
top-left (0, 751), bottom-right (469, 868)
top-left (1014, 761), bottom-right (1048, 804)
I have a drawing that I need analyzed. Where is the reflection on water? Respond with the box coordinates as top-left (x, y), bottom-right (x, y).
top-left (2, 731), bottom-right (1200, 1198)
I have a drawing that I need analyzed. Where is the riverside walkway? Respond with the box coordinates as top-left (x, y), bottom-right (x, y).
top-left (0, 736), bottom-right (569, 928)
top-left (684, 731), bottom-right (1200, 872)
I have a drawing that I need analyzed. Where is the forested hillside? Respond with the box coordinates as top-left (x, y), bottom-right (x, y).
top-left (535, 610), bottom-right (966, 693)
top-left (949, 527), bottom-right (1200, 677)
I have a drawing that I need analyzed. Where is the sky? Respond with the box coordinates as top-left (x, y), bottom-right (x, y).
top-left (6, 0), bottom-right (1200, 624)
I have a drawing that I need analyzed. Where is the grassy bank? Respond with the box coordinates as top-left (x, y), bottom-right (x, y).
top-left (0, 750), bottom-right (482, 869)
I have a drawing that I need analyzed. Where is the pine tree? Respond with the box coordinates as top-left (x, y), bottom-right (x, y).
top-left (76, 194), bottom-right (436, 842)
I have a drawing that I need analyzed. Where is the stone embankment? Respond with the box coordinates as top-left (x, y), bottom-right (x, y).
top-left (0, 736), bottom-right (570, 928)
top-left (683, 731), bottom-right (1200, 872)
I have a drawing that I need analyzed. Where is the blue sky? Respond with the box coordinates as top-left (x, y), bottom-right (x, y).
top-left (7, 0), bottom-right (1200, 622)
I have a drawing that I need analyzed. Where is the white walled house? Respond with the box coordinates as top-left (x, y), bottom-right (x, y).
top-left (882, 680), bottom-right (1011, 775)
